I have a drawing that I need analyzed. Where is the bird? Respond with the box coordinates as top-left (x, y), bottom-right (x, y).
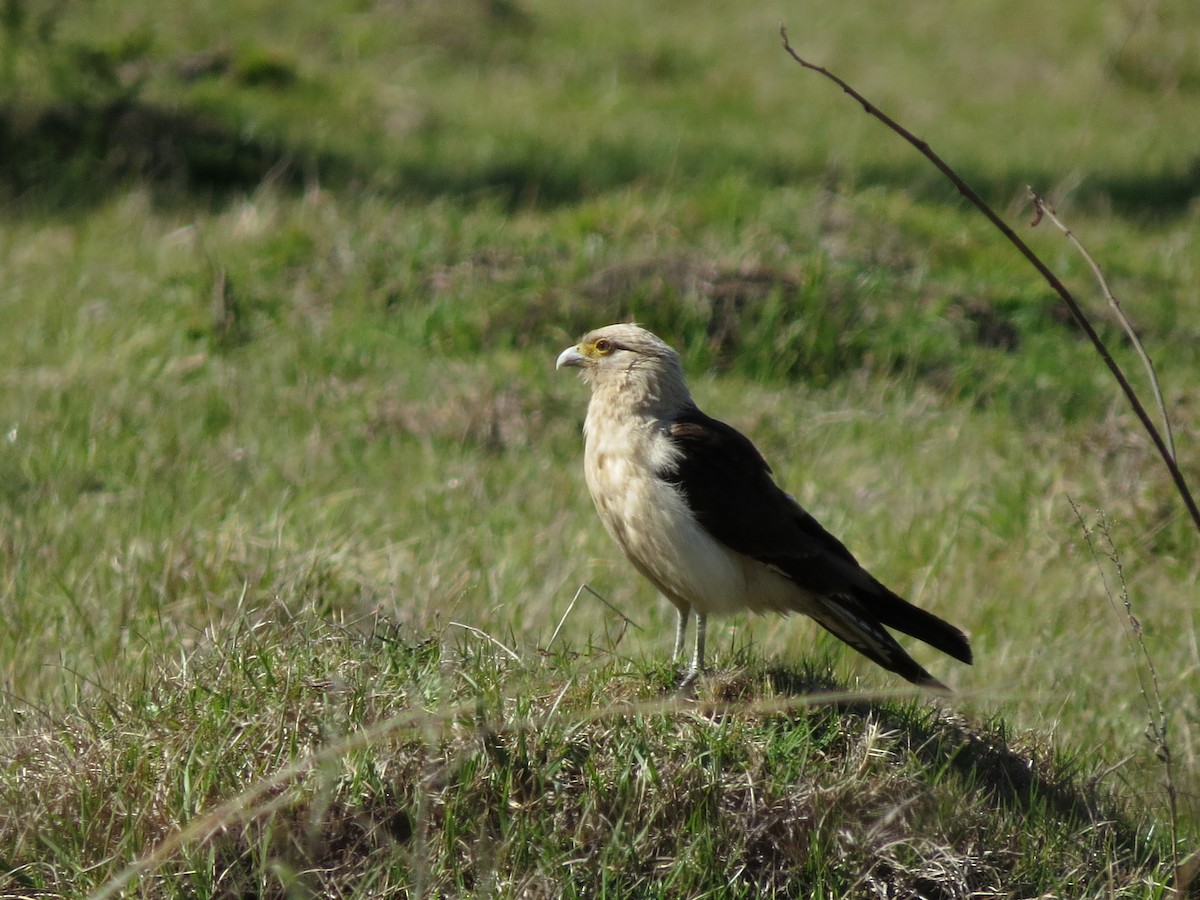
top-left (556, 323), bottom-right (972, 690)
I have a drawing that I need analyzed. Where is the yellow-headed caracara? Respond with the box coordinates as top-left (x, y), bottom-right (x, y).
top-left (556, 323), bottom-right (972, 690)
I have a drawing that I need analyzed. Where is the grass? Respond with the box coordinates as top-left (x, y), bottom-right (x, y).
top-left (0, 610), bottom-right (1177, 897)
top-left (1, 0), bottom-right (1199, 895)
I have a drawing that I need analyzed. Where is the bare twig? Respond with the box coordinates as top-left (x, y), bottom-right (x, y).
top-left (449, 621), bottom-right (520, 661)
top-left (548, 583), bottom-right (586, 649)
top-left (1068, 499), bottom-right (1182, 890)
top-left (1029, 190), bottom-right (1176, 462)
top-left (779, 26), bottom-right (1200, 536)
top-left (591, 585), bottom-right (644, 632)
top-left (548, 584), bottom-right (643, 658)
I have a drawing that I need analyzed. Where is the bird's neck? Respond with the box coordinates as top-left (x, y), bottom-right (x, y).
top-left (591, 367), bottom-right (691, 423)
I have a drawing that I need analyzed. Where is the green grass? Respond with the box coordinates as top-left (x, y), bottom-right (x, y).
top-left (2, 0), bottom-right (1199, 895)
top-left (0, 611), bottom-right (1177, 896)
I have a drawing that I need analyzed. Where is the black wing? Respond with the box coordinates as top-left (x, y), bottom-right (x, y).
top-left (657, 404), bottom-right (972, 667)
top-left (657, 405), bottom-right (867, 592)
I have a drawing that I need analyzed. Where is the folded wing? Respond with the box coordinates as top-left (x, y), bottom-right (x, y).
top-left (657, 405), bottom-right (972, 683)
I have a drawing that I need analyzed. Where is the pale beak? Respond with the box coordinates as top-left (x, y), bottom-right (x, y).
top-left (555, 345), bottom-right (586, 370)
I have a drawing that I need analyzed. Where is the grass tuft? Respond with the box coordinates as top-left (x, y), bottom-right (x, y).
top-left (0, 608), bottom-right (1180, 897)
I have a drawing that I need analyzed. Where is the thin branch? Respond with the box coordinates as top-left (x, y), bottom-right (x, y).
top-left (448, 621), bottom-right (520, 661)
top-left (564, 583), bottom-right (644, 636)
top-left (1068, 498), bottom-right (1181, 889)
top-left (548, 583), bottom-right (586, 650)
top-left (1027, 189), bottom-right (1176, 463)
top-left (779, 25), bottom-right (1200, 536)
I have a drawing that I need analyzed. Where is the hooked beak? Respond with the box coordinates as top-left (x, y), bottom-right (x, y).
top-left (555, 345), bottom-right (587, 370)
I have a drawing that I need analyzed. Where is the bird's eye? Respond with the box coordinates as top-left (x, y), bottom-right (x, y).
top-left (594, 338), bottom-right (613, 354)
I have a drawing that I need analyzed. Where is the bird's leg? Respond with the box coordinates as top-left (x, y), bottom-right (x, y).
top-left (679, 613), bottom-right (707, 687)
top-left (672, 605), bottom-right (690, 661)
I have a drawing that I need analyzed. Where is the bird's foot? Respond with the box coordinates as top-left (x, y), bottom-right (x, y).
top-left (676, 666), bottom-right (703, 691)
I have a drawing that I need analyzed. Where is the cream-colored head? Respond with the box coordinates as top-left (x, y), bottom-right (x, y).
top-left (556, 323), bottom-right (692, 411)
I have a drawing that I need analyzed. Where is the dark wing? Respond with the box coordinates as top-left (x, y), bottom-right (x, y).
top-left (658, 405), bottom-right (972, 669)
top-left (657, 405), bottom-right (871, 594)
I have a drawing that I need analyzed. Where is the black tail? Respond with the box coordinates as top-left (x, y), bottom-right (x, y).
top-left (808, 593), bottom-right (954, 691)
top-left (864, 584), bottom-right (973, 665)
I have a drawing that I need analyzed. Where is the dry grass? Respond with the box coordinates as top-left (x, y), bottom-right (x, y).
top-left (0, 611), bottom-right (1178, 897)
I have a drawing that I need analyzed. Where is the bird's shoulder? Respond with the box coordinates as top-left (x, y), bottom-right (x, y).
top-left (658, 405), bottom-right (773, 478)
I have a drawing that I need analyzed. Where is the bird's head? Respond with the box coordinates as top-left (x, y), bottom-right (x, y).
top-left (556, 323), bottom-right (691, 408)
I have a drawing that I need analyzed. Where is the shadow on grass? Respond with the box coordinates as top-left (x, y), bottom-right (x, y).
top-left (2, 98), bottom-right (1198, 220)
top-left (0, 99), bottom-right (337, 211)
top-left (759, 664), bottom-right (1177, 882)
top-left (1089, 160), bottom-right (1200, 218)
top-left (0, 98), bottom-right (647, 213)
top-left (846, 157), bottom-right (1200, 220)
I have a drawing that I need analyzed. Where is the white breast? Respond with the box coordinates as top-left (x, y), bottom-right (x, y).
top-left (583, 406), bottom-right (807, 618)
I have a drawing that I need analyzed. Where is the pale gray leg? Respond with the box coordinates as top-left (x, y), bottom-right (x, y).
top-left (672, 606), bottom-right (690, 660)
top-left (692, 612), bottom-right (707, 674)
top-left (679, 612), bottom-right (707, 687)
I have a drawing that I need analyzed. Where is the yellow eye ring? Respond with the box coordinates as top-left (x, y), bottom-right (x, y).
top-left (594, 338), bottom-right (613, 353)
